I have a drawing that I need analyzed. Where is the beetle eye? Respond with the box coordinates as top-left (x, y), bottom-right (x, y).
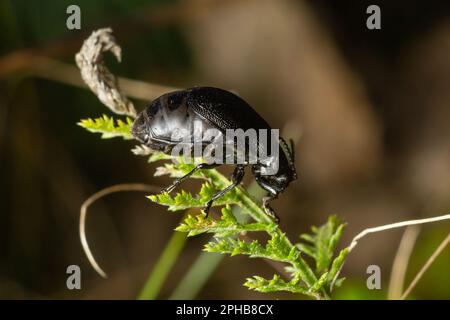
top-left (136, 114), bottom-right (146, 126)
top-left (168, 93), bottom-right (184, 110)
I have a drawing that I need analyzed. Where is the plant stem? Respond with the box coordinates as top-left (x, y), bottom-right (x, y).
top-left (169, 252), bottom-right (224, 299)
top-left (168, 181), bottom-right (263, 299)
top-left (206, 168), bottom-right (320, 296)
top-left (138, 231), bottom-right (187, 300)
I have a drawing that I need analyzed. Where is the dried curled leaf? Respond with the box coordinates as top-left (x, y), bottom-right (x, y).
top-left (75, 28), bottom-right (136, 117)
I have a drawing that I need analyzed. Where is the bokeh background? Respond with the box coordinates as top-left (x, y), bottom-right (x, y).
top-left (1, 0), bottom-right (450, 299)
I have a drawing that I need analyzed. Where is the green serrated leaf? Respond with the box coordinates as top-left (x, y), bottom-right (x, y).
top-left (311, 272), bottom-right (329, 292)
top-left (333, 277), bottom-right (346, 288)
top-left (78, 115), bottom-right (133, 140)
top-left (297, 243), bottom-right (316, 259)
top-left (148, 152), bottom-right (172, 163)
top-left (244, 274), bottom-right (318, 298)
top-left (299, 233), bottom-right (315, 243)
top-left (175, 205), bottom-right (271, 238)
top-left (199, 182), bottom-right (217, 202)
top-left (327, 247), bottom-right (350, 287)
top-left (298, 215), bottom-right (347, 274)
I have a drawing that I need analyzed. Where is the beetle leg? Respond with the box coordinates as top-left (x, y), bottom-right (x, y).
top-left (203, 165), bottom-right (245, 217)
top-left (262, 195), bottom-right (280, 223)
top-left (161, 163), bottom-right (220, 194)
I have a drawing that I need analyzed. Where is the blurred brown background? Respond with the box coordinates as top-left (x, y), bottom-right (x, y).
top-left (0, 0), bottom-right (449, 299)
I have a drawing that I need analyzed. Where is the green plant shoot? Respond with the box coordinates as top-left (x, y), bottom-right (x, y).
top-left (79, 114), bottom-right (349, 300)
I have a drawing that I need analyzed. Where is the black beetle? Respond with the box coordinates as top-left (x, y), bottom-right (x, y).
top-left (132, 87), bottom-right (296, 222)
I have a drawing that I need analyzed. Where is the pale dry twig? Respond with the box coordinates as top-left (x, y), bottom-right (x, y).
top-left (80, 183), bottom-right (161, 278)
top-left (401, 232), bottom-right (450, 299)
top-left (388, 225), bottom-right (421, 299)
top-left (331, 213), bottom-right (450, 288)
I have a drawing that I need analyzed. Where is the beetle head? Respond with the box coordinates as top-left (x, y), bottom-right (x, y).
top-left (253, 165), bottom-right (292, 196)
top-left (132, 91), bottom-right (190, 153)
top-left (252, 139), bottom-right (297, 196)
top-left (132, 110), bottom-right (166, 151)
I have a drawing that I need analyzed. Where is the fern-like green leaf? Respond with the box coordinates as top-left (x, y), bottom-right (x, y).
top-left (296, 215), bottom-right (349, 293)
top-left (205, 232), bottom-right (297, 264)
top-left (205, 238), bottom-right (265, 257)
top-left (148, 182), bottom-right (238, 211)
top-left (147, 152), bottom-right (173, 163)
top-left (298, 215), bottom-right (347, 274)
top-left (244, 274), bottom-right (319, 298)
top-left (78, 115), bottom-right (133, 139)
top-left (176, 206), bottom-right (274, 237)
top-left (327, 247), bottom-right (350, 288)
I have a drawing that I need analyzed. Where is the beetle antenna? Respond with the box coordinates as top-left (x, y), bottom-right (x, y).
top-left (279, 137), bottom-right (297, 179)
top-left (289, 138), bottom-right (295, 162)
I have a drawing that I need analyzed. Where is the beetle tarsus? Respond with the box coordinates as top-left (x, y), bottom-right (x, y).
top-left (160, 184), bottom-right (177, 194)
top-left (203, 201), bottom-right (213, 218)
top-left (202, 164), bottom-right (245, 217)
top-left (263, 195), bottom-right (280, 223)
top-left (161, 163), bottom-right (220, 195)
